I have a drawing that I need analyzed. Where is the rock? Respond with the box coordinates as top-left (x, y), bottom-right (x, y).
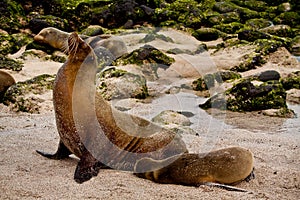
top-left (273, 11), bottom-right (300, 28)
top-left (80, 25), bottom-right (106, 36)
top-left (192, 71), bottom-right (241, 91)
top-left (0, 0), bottom-right (25, 33)
top-left (291, 36), bottom-right (300, 56)
top-left (0, 70), bottom-right (15, 102)
top-left (262, 108), bottom-right (295, 118)
top-left (286, 89), bottom-right (300, 104)
top-left (208, 12), bottom-right (240, 25)
top-left (260, 25), bottom-right (295, 38)
top-left (96, 67), bottom-right (148, 100)
top-left (139, 33), bottom-right (174, 43)
top-left (280, 71), bottom-right (300, 90)
top-left (93, 47), bottom-right (116, 69)
top-left (29, 15), bottom-right (70, 34)
top-left (192, 28), bottom-right (225, 41)
top-left (277, 2), bottom-right (292, 12)
top-left (213, 22), bottom-right (244, 34)
top-left (152, 110), bottom-right (192, 126)
top-left (113, 45), bottom-right (175, 80)
top-left (238, 29), bottom-right (271, 42)
top-left (0, 55), bottom-right (23, 71)
top-left (3, 74), bottom-right (55, 113)
top-left (200, 79), bottom-right (289, 113)
top-left (245, 18), bottom-right (272, 30)
top-left (257, 70), bottom-right (281, 82)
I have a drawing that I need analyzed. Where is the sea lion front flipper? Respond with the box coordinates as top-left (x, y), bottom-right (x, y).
top-left (74, 151), bottom-right (109, 184)
top-left (36, 140), bottom-right (71, 160)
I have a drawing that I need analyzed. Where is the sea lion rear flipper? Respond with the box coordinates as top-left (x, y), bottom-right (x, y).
top-left (36, 140), bottom-right (71, 159)
top-left (74, 151), bottom-right (109, 184)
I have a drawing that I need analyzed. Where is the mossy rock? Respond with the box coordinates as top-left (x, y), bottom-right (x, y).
top-left (213, 1), bottom-right (239, 13)
top-left (29, 15), bottom-right (70, 34)
top-left (192, 28), bottom-right (225, 41)
top-left (260, 25), bottom-right (297, 38)
top-left (273, 12), bottom-right (300, 28)
top-left (0, 55), bottom-right (23, 71)
top-left (254, 39), bottom-right (283, 55)
top-left (154, 0), bottom-right (204, 28)
top-left (231, 52), bottom-right (265, 72)
top-left (139, 33), bottom-right (174, 43)
top-left (96, 68), bottom-right (148, 100)
top-left (232, 0), bottom-right (268, 12)
top-left (192, 71), bottom-right (241, 91)
top-left (80, 25), bottom-right (106, 36)
top-left (291, 35), bottom-right (300, 56)
top-left (213, 22), bottom-right (244, 34)
top-left (113, 45), bottom-right (174, 77)
top-left (208, 12), bottom-right (240, 25)
top-left (0, 0), bottom-right (25, 33)
top-left (200, 79), bottom-right (288, 112)
top-left (3, 74), bottom-right (55, 113)
top-left (238, 29), bottom-right (271, 42)
top-left (280, 71), bottom-right (300, 90)
top-left (245, 18), bottom-right (272, 30)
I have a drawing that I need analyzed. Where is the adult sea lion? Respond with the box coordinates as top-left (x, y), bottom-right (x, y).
top-left (134, 147), bottom-right (254, 191)
top-left (36, 32), bottom-right (187, 183)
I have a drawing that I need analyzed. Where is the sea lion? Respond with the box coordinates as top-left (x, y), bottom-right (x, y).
top-left (0, 70), bottom-right (16, 102)
top-left (34, 27), bottom-right (127, 58)
top-left (134, 147), bottom-right (254, 188)
top-left (36, 32), bottom-right (187, 183)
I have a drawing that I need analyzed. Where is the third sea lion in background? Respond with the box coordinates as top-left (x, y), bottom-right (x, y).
top-left (34, 27), bottom-right (127, 58)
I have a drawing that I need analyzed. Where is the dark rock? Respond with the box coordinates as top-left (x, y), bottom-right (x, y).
top-left (260, 25), bottom-right (297, 38)
top-left (29, 15), bottom-right (69, 34)
top-left (238, 30), bottom-right (271, 42)
top-left (192, 28), bottom-right (225, 41)
top-left (257, 70), bottom-right (281, 82)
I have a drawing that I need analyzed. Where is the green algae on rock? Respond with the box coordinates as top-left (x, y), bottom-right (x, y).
top-left (0, 55), bottom-right (23, 71)
top-left (96, 67), bottom-right (149, 100)
top-left (192, 71), bottom-right (241, 91)
top-left (3, 74), bottom-right (55, 113)
top-left (280, 71), bottom-right (300, 90)
top-left (199, 79), bottom-right (289, 114)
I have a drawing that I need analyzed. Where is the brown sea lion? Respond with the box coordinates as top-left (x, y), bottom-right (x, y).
top-left (0, 70), bottom-right (16, 102)
top-left (36, 32), bottom-right (187, 183)
top-left (34, 27), bottom-right (127, 58)
top-left (134, 147), bottom-right (254, 190)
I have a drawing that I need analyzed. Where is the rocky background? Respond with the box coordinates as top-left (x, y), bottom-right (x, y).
top-left (0, 0), bottom-right (299, 115)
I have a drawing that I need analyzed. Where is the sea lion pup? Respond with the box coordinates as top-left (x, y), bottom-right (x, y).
top-left (34, 27), bottom-right (127, 58)
top-left (0, 70), bottom-right (16, 102)
top-left (36, 32), bottom-right (187, 183)
top-left (134, 147), bottom-right (254, 191)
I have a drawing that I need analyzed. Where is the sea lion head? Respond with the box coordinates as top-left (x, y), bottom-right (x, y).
top-left (67, 32), bottom-right (93, 62)
top-left (34, 27), bottom-right (69, 50)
